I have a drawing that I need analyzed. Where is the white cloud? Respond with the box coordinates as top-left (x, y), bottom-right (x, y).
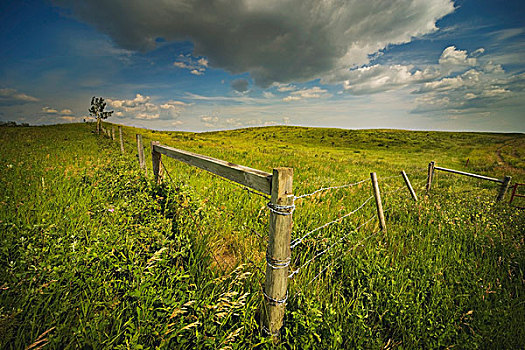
top-left (342, 64), bottom-right (437, 94)
top-left (42, 107), bottom-right (59, 114)
top-left (200, 115), bottom-right (219, 123)
top-left (136, 112), bottom-right (160, 119)
top-left (333, 45), bottom-right (525, 116)
top-left (54, 0), bottom-right (455, 86)
top-left (0, 88), bottom-right (39, 106)
top-left (282, 96), bottom-right (302, 102)
top-left (173, 55), bottom-right (208, 75)
top-left (276, 84), bottom-right (297, 92)
top-left (108, 94), bottom-right (189, 120)
top-left (438, 46), bottom-right (478, 74)
top-left (283, 86), bottom-right (330, 101)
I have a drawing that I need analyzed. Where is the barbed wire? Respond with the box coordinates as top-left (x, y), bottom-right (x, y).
top-left (382, 184), bottom-right (406, 197)
top-left (378, 173), bottom-right (403, 181)
top-left (294, 178), bottom-right (369, 200)
top-left (290, 195), bottom-right (374, 249)
top-left (288, 215), bottom-right (375, 278)
top-left (292, 228), bottom-right (381, 297)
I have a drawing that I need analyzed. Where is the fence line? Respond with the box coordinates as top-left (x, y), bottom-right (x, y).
top-left (96, 129), bottom-right (518, 339)
top-left (290, 195), bottom-right (374, 249)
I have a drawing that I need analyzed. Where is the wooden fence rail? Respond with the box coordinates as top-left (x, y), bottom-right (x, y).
top-left (150, 141), bottom-right (291, 338)
top-left (427, 161), bottom-right (511, 202)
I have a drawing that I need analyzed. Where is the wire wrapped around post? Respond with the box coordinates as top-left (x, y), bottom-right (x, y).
top-left (261, 167), bottom-right (293, 339)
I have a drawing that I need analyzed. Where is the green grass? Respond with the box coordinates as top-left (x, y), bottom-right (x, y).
top-left (1, 123), bottom-right (524, 349)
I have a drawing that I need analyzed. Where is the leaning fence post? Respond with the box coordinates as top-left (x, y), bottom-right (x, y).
top-left (151, 141), bottom-right (161, 183)
top-left (262, 167), bottom-right (294, 339)
top-left (496, 176), bottom-right (511, 202)
top-left (401, 170), bottom-right (418, 202)
top-left (118, 126), bottom-right (125, 153)
top-left (111, 126), bottom-right (115, 140)
top-left (370, 172), bottom-right (387, 232)
top-left (426, 161), bottom-right (435, 193)
top-left (136, 134), bottom-right (147, 176)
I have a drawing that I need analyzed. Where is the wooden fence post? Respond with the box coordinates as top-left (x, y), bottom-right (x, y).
top-left (401, 170), bottom-right (418, 202)
top-left (370, 172), bottom-right (387, 232)
top-left (136, 134), bottom-right (147, 175)
top-left (151, 141), bottom-right (161, 183)
top-left (262, 167), bottom-right (294, 338)
top-left (496, 176), bottom-right (511, 202)
top-left (118, 126), bottom-right (125, 153)
top-left (111, 126), bottom-right (115, 140)
top-left (426, 161), bottom-right (435, 193)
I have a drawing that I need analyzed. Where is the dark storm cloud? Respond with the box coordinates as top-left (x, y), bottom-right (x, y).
top-left (53, 0), bottom-right (454, 86)
top-left (231, 78), bottom-right (249, 92)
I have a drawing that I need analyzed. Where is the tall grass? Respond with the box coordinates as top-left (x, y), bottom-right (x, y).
top-left (0, 123), bottom-right (523, 348)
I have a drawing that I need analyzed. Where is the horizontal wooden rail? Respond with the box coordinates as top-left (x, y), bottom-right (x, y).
top-left (434, 166), bottom-right (503, 183)
top-left (153, 143), bottom-right (273, 195)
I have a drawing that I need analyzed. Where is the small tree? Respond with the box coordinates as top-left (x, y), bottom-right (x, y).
top-left (89, 96), bottom-right (114, 134)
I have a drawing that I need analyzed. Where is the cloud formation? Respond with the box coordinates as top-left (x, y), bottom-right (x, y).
top-left (231, 78), bottom-right (250, 93)
top-left (54, 0), bottom-right (454, 86)
top-left (282, 87), bottom-right (330, 102)
top-left (0, 88), bottom-right (39, 106)
top-left (338, 45), bottom-right (525, 115)
top-left (107, 94), bottom-right (189, 120)
top-left (342, 65), bottom-right (437, 94)
top-left (173, 55), bottom-right (208, 75)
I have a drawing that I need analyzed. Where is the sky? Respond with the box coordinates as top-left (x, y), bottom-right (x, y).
top-left (0, 0), bottom-right (524, 132)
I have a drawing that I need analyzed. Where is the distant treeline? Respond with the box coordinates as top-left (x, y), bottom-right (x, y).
top-left (0, 121), bottom-right (31, 127)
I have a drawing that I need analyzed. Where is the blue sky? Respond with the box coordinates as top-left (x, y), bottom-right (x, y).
top-left (1, 0), bottom-right (524, 132)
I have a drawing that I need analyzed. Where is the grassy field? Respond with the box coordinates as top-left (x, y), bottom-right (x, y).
top-left (1, 122), bottom-right (524, 349)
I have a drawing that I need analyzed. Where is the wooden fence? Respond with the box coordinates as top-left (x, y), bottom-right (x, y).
top-left (150, 141), bottom-right (292, 337)
top-left (426, 161), bottom-right (511, 201)
top-left (96, 125), bottom-right (517, 338)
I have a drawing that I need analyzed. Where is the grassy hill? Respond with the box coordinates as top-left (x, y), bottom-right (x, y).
top-left (1, 123), bottom-right (524, 349)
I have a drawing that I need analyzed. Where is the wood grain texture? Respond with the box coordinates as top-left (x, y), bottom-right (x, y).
top-left (153, 144), bottom-right (272, 194)
top-left (263, 167), bottom-right (293, 337)
top-left (371, 172), bottom-right (387, 232)
top-left (118, 126), bottom-right (125, 153)
top-left (434, 166), bottom-right (503, 183)
top-left (136, 134), bottom-right (147, 176)
top-left (151, 141), bottom-right (161, 183)
top-left (401, 170), bottom-right (418, 202)
top-left (496, 175), bottom-right (512, 202)
top-left (426, 161), bottom-right (435, 193)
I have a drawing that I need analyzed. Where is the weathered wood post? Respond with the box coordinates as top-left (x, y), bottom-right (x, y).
top-left (151, 141), bottom-right (161, 183)
top-left (426, 161), bottom-right (435, 193)
top-left (263, 167), bottom-right (294, 338)
top-left (496, 176), bottom-right (512, 202)
top-left (370, 172), bottom-right (387, 232)
top-left (136, 134), bottom-right (147, 176)
top-left (401, 170), bottom-right (418, 202)
top-left (118, 126), bottom-right (125, 153)
top-left (111, 126), bottom-right (115, 140)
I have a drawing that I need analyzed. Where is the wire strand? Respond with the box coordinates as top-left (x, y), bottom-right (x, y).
top-left (289, 215), bottom-right (375, 278)
top-left (294, 178), bottom-right (369, 200)
top-left (290, 195), bottom-right (374, 249)
top-left (291, 228), bottom-right (381, 298)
